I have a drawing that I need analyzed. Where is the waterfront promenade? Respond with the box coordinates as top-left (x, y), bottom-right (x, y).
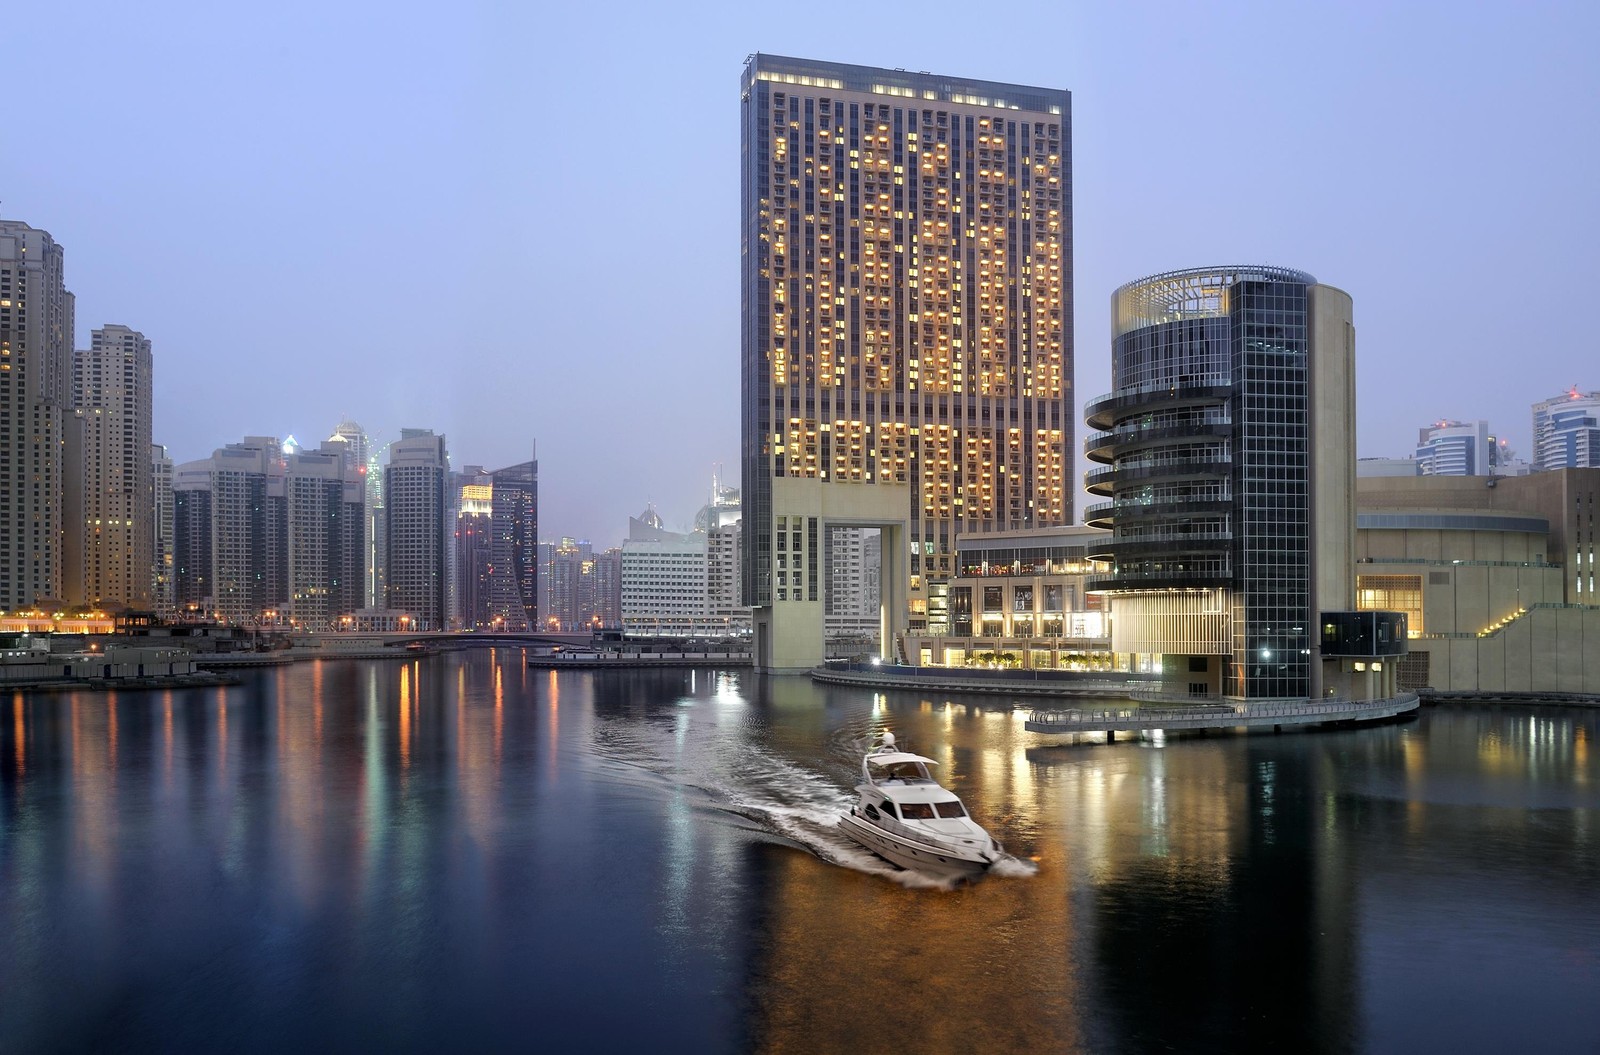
top-left (1024, 692), bottom-right (1421, 737)
top-left (812, 661), bottom-right (1420, 736)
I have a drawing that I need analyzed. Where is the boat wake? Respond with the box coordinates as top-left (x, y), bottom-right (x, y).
top-left (698, 740), bottom-right (1035, 889)
top-left (589, 707), bottom-right (1034, 888)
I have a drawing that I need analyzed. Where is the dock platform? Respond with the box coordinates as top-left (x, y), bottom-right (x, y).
top-left (1025, 692), bottom-right (1420, 736)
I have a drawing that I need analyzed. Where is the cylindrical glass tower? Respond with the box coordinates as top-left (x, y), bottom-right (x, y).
top-left (1085, 266), bottom-right (1344, 700)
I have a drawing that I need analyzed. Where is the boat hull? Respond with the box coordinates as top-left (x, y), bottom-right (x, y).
top-left (838, 810), bottom-right (995, 879)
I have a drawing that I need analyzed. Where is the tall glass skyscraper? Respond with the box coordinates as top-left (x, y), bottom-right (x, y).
top-left (740, 55), bottom-right (1072, 667)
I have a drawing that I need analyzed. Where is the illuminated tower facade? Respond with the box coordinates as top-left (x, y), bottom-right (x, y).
top-left (452, 459), bottom-right (538, 632)
top-left (0, 221), bottom-right (74, 610)
top-left (485, 457), bottom-right (538, 631)
top-left (741, 55), bottom-right (1072, 668)
top-left (71, 324), bottom-right (154, 607)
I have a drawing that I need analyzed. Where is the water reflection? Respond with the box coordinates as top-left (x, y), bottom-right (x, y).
top-left (0, 659), bottom-right (1597, 1053)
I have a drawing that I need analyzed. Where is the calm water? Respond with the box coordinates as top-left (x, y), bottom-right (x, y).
top-left (2, 651), bottom-right (1598, 1054)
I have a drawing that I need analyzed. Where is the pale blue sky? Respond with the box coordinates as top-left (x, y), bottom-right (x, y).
top-left (5, 0), bottom-right (1596, 545)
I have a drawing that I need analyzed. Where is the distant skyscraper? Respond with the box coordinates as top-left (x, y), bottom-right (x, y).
top-left (545, 537), bottom-right (593, 630)
top-left (1414, 419), bottom-right (1499, 476)
top-left (367, 440), bottom-right (389, 611)
top-left (69, 325), bottom-right (154, 607)
top-left (592, 547), bottom-right (622, 629)
top-left (485, 457), bottom-right (538, 630)
top-left (216, 438), bottom-right (286, 623)
top-left (152, 444), bottom-right (174, 611)
top-left (284, 443), bottom-right (365, 629)
top-left (0, 221), bottom-right (74, 609)
top-left (171, 459), bottom-right (213, 615)
top-left (741, 55), bottom-right (1072, 668)
top-left (384, 429), bottom-right (449, 630)
top-left (537, 540), bottom-right (555, 626)
top-left (328, 418), bottom-right (377, 606)
top-left (697, 480), bottom-right (748, 634)
top-left (171, 439), bottom-right (361, 627)
top-left (1532, 388), bottom-right (1600, 471)
top-left (825, 527), bottom-right (881, 638)
top-left (451, 458), bottom-right (538, 632)
top-left (454, 468), bottom-right (495, 629)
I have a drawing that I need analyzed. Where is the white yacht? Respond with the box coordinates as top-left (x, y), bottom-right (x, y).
top-left (837, 733), bottom-right (1003, 879)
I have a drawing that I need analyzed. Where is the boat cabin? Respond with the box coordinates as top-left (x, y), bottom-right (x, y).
top-left (864, 796), bottom-right (970, 822)
top-left (865, 751), bottom-right (938, 785)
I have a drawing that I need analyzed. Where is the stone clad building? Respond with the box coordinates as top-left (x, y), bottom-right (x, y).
top-left (1356, 468), bottom-right (1600, 694)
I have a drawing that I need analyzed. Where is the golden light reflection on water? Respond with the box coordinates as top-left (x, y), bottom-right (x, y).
top-left (748, 836), bottom-right (1082, 1054)
top-left (216, 688), bottom-right (228, 777)
top-left (547, 669), bottom-right (559, 779)
top-left (162, 692), bottom-right (174, 788)
top-left (105, 693), bottom-right (117, 773)
top-left (12, 693), bottom-right (23, 779)
top-left (399, 663), bottom-right (412, 770)
top-left (6, 661), bottom-right (1600, 1052)
top-left (494, 661), bottom-right (504, 766)
top-left (312, 661), bottom-right (324, 745)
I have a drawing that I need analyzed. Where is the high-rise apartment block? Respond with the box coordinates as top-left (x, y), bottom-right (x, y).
top-left (1085, 266), bottom-right (1390, 701)
top-left (825, 526), bottom-right (882, 639)
top-left (69, 325), bottom-right (154, 607)
top-left (697, 482), bottom-right (749, 634)
top-left (328, 418), bottom-right (378, 606)
top-left (1532, 389), bottom-right (1600, 471)
top-left (592, 547), bottom-right (622, 629)
top-left (384, 429), bottom-right (448, 630)
top-left (151, 444), bottom-right (174, 610)
top-left (284, 446), bottom-right (365, 629)
top-left (741, 55), bottom-right (1072, 670)
top-left (209, 438), bottom-right (287, 624)
top-left (172, 436), bottom-right (364, 628)
top-left (547, 538), bottom-right (588, 630)
top-left (0, 221), bottom-right (74, 610)
top-left (172, 459), bottom-right (212, 614)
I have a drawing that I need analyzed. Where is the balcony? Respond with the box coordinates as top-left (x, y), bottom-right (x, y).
top-left (1084, 498), bottom-right (1233, 530)
top-left (1085, 421), bottom-right (1233, 463)
top-left (1084, 383), bottom-right (1232, 431)
top-left (1083, 456), bottom-right (1232, 497)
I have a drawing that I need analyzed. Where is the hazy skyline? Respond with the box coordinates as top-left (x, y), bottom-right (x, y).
top-left (5, 0), bottom-right (1596, 546)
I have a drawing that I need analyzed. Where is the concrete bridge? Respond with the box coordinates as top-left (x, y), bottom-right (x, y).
top-left (288, 630), bottom-right (598, 657)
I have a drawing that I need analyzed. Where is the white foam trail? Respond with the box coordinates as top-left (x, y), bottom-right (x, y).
top-left (707, 742), bottom-right (1033, 889)
top-left (591, 708), bottom-right (1032, 888)
top-left (986, 855), bottom-right (1040, 879)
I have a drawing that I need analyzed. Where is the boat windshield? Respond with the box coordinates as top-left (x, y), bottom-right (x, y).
top-left (899, 802), bottom-right (936, 820)
top-left (934, 800), bottom-right (967, 819)
top-left (874, 761), bottom-right (928, 782)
